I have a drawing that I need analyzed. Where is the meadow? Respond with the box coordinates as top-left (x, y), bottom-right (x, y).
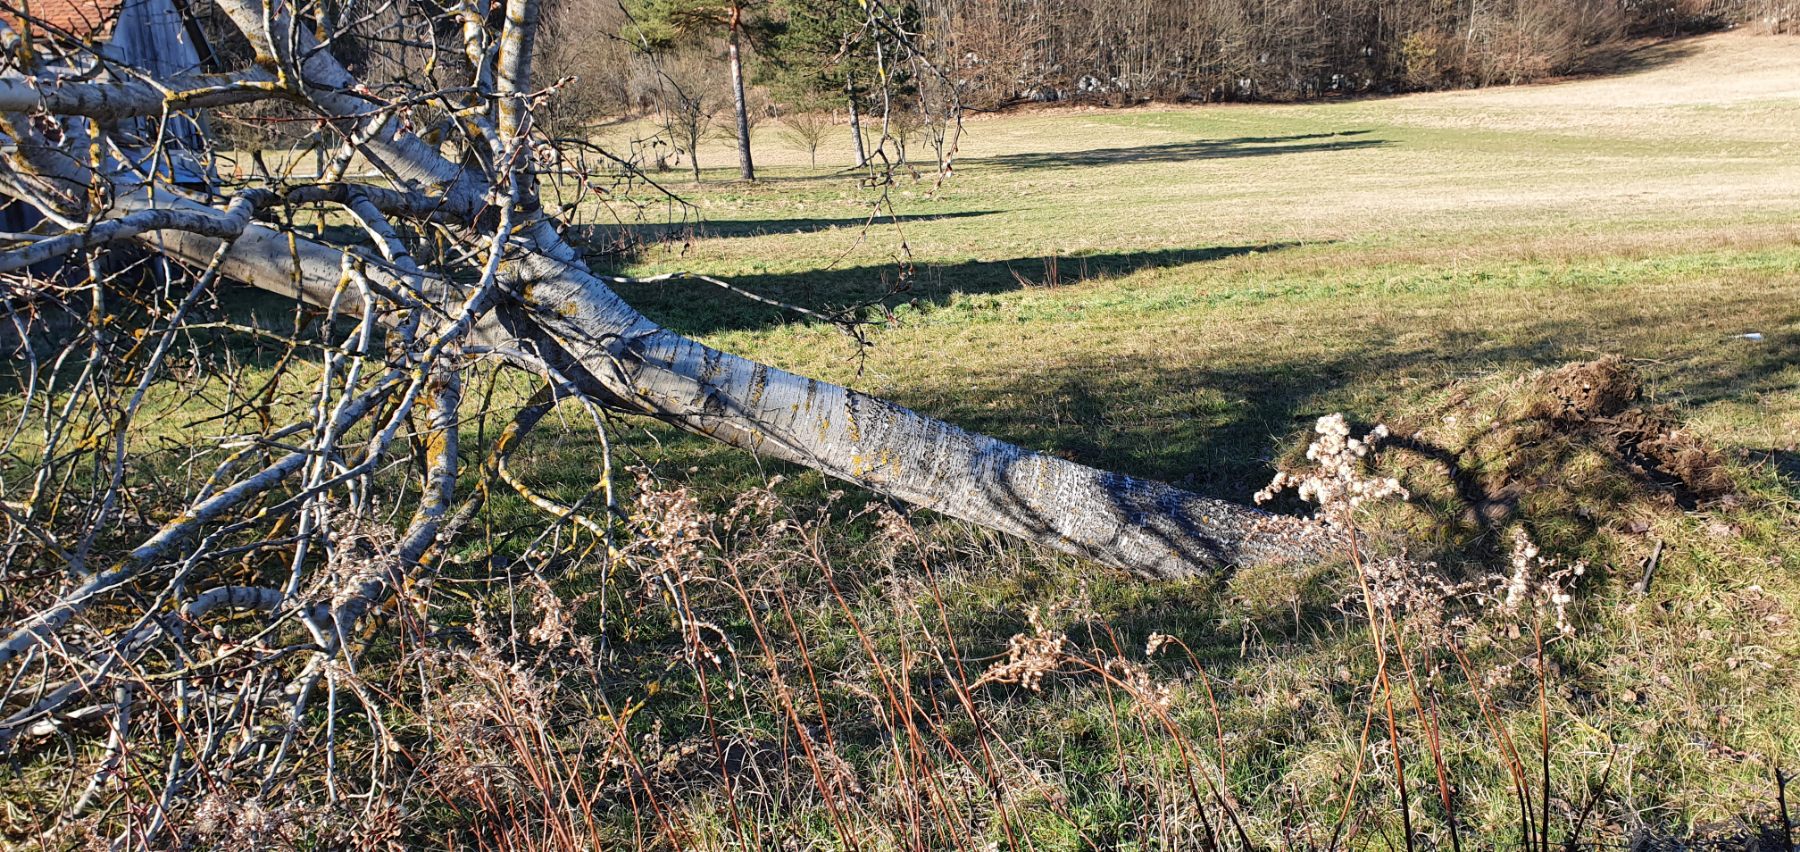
top-left (5, 29), bottom-right (1800, 851)
top-left (601, 32), bottom-right (1800, 494)
top-left (522, 30), bottom-right (1800, 849)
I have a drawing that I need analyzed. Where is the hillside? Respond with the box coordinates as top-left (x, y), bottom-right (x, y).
top-left (6, 27), bottom-right (1800, 851)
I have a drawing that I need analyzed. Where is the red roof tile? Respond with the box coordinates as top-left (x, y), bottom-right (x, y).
top-left (3, 0), bottom-right (124, 40)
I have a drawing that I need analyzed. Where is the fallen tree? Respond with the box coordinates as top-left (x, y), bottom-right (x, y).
top-left (0, 0), bottom-right (1321, 835)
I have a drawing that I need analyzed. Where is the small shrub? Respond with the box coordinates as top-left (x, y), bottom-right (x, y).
top-left (778, 111), bottom-right (832, 168)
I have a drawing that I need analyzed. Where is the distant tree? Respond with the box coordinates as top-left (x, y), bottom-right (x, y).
top-left (778, 109), bottom-right (831, 166)
top-left (649, 51), bottom-right (721, 181)
top-left (886, 99), bottom-right (923, 165)
top-left (534, 0), bottom-right (636, 135)
top-left (626, 0), bottom-right (773, 180)
top-left (760, 0), bottom-right (896, 166)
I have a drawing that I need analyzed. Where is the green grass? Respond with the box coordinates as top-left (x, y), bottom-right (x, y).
top-left (6, 35), bottom-right (1799, 849)
top-left (531, 40), bottom-right (1800, 847)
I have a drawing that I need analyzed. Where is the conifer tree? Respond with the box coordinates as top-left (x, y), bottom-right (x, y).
top-left (762, 0), bottom-right (913, 166)
top-left (627, 0), bottom-right (771, 180)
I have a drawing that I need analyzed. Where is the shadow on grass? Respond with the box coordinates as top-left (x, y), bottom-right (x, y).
top-left (1748, 447), bottom-right (1800, 485)
top-left (0, 283), bottom-right (324, 395)
top-left (607, 297), bottom-right (1799, 530)
top-left (916, 326), bottom-right (1800, 504)
top-left (587, 209), bottom-right (998, 243)
top-left (968, 130), bottom-right (1386, 171)
top-left (1567, 35), bottom-right (1705, 77)
top-left (610, 242), bottom-right (1304, 336)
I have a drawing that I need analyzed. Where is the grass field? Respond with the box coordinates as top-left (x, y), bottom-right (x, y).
top-left (507, 31), bottom-right (1800, 848)
top-left (599, 32), bottom-right (1800, 496)
top-left (6, 30), bottom-right (1799, 851)
top-left (561, 33), bottom-right (1800, 509)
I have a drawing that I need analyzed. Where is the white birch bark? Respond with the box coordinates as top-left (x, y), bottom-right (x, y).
top-left (514, 254), bottom-right (1324, 578)
top-left (0, 0), bottom-right (1326, 584)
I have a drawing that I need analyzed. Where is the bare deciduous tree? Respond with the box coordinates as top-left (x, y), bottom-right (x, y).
top-left (650, 51), bottom-right (720, 181)
top-left (535, 0), bottom-right (637, 135)
top-left (0, 0), bottom-right (1321, 836)
top-left (777, 109), bottom-right (830, 167)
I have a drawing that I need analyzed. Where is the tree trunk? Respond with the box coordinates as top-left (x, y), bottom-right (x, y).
top-left (69, 190), bottom-right (1322, 579)
top-left (846, 72), bottom-right (868, 166)
top-left (690, 124), bottom-right (703, 183)
top-left (0, 0), bottom-right (1327, 584)
top-left (510, 254), bottom-right (1325, 578)
top-left (728, 5), bottom-right (755, 182)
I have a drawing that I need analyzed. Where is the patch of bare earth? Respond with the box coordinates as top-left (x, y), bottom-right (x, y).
top-left (1528, 358), bottom-right (1736, 505)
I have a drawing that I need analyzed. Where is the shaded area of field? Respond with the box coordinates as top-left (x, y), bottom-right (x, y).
top-left (615, 243), bottom-right (1304, 335)
top-left (595, 209), bottom-right (999, 242)
top-left (967, 129), bottom-right (1386, 170)
top-left (556, 30), bottom-right (1800, 848)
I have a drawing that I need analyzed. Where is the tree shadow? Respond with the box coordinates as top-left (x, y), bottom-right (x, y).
top-left (1746, 448), bottom-right (1800, 485)
top-left (1567, 35), bottom-right (1704, 76)
top-left (883, 318), bottom-right (1800, 511)
top-left (968, 130), bottom-right (1385, 171)
top-left (574, 210), bottom-right (998, 245)
top-left (0, 272), bottom-right (314, 395)
top-left (609, 241), bottom-right (1305, 336)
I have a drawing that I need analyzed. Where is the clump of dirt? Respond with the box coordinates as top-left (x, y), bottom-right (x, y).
top-left (1377, 358), bottom-right (1738, 549)
top-left (1609, 409), bottom-right (1737, 500)
top-left (1528, 357), bottom-right (1642, 421)
top-left (1528, 357), bottom-right (1733, 504)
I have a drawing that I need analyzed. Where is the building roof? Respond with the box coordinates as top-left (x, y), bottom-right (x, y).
top-left (3, 0), bottom-right (124, 40)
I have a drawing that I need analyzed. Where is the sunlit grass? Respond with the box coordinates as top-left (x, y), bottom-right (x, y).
top-left (5, 33), bottom-right (1797, 847)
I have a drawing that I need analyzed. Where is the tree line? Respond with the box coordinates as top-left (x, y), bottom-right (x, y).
top-left (904, 0), bottom-right (1794, 106)
top-left (196, 0), bottom-right (1798, 183)
top-left (518, 0), bottom-right (1793, 180)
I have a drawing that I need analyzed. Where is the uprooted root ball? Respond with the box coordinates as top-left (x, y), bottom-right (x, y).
top-left (1372, 358), bottom-right (1737, 552)
top-left (1527, 357), bottom-right (1734, 505)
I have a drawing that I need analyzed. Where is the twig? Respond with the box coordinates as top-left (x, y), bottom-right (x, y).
top-left (1634, 538), bottom-right (1664, 596)
top-left (1777, 767), bottom-right (1794, 852)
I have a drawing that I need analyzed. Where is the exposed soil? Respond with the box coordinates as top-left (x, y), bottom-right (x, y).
top-left (1386, 358), bottom-right (1740, 545)
top-left (1529, 357), bottom-right (1735, 505)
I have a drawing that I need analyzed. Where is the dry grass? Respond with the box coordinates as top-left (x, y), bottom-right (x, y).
top-left (5, 29), bottom-right (1800, 852)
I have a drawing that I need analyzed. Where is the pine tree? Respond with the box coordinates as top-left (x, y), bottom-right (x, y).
top-left (761, 0), bottom-right (914, 166)
top-left (625, 0), bottom-right (772, 180)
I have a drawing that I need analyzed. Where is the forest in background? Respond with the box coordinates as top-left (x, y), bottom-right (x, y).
top-left (201, 0), bottom-right (1800, 181)
top-left (537, 0), bottom-right (1799, 124)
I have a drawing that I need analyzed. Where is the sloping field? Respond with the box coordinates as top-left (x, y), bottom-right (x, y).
top-left (563, 31), bottom-right (1800, 847)
top-left (9, 31), bottom-right (1795, 850)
